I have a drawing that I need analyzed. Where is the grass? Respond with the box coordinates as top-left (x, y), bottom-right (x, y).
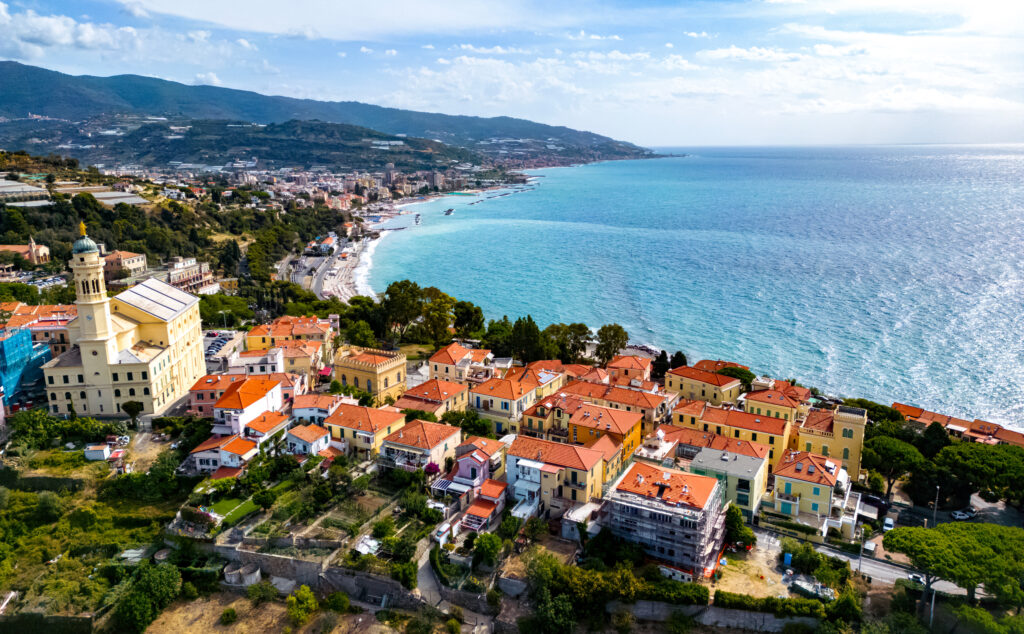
top-left (222, 499), bottom-right (259, 526)
top-left (398, 343), bottom-right (433, 361)
top-left (211, 496), bottom-right (245, 515)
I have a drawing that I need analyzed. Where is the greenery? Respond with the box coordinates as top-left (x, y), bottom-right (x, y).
top-left (724, 505), bottom-right (756, 546)
top-left (713, 591), bottom-right (826, 619)
top-left (7, 409), bottom-right (126, 450)
top-left (441, 409), bottom-right (494, 438)
top-left (862, 436), bottom-right (923, 497)
top-left (473, 532), bottom-right (502, 567)
top-left (219, 607), bottom-right (238, 625)
top-left (286, 584), bottom-right (319, 627)
top-left (113, 563), bottom-right (182, 633)
top-left (717, 366), bottom-right (756, 390)
top-left (325, 591), bottom-right (351, 613)
top-left (248, 579), bottom-right (278, 605)
top-left (594, 323), bottom-right (629, 365)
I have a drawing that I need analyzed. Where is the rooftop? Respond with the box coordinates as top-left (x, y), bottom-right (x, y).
top-left (383, 420), bottom-right (461, 450)
top-left (615, 462), bottom-right (718, 510)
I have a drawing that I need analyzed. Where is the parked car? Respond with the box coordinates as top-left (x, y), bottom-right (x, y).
top-left (883, 517), bottom-right (895, 532)
top-left (960, 507), bottom-right (977, 518)
top-left (908, 573), bottom-right (925, 585)
top-left (951, 511), bottom-right (972, 521)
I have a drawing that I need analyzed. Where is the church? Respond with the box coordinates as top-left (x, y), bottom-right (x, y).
top-left (42, 224), bottom-right (205, 417)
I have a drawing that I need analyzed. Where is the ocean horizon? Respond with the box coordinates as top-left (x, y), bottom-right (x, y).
top-left (366, 145), bottom-right (1024, 427)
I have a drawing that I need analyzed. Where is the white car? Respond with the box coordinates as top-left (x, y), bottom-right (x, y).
top-left (951, 511), bottom-right (971, 521)
top-left (883, 517), bottom-right (895, 531)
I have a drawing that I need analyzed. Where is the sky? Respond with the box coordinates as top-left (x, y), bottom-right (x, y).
top-left (1, 0), bottom-right (1022, 146)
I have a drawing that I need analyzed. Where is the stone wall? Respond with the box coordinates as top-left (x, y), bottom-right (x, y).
top-left (241, 535), bottom-right (346, 550)
top-left (0, 613), bottom-right (93, 634)
top-left (210, 544), bottom-right (331, 588)
top-left (319, 566), bottom-right (425, 610)
top-left (496, 575), bottom-right (527, 597)
top-left (438, 582), bottom-right (498, 616)
top-left (605, 600), bottom-right (819, 632)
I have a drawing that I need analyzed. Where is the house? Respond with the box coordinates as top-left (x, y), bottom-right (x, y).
top-left (211, 377), bottom-right (283, 436)
top-left (606, 355), bottom-right (652, 382)
top-left (768, 450), bottom-right (860, 539)
top-left (792, 406), bottom-right (867, 479)
top-left (505, 435), bottom-right (605, 520)
top-left (229, 348), bottom-right (285, 375)
top-left (292, 393), bottom-right (348, 424)
top-left (188, 434), bottom-right (258, 474)
top-left (890, 403), bottom-right (1023, 449)
top-left (266, 372), bottom-right (306, 401)
top-left (188, 374), bottom-right (247, 417)
top-left (604, 462), bottom-right (726, 580)
top-left (664, 366), bottom-right (742, 406)
top-left (692, 359), bottom-right (749, 374)
top-left (452, 436), bottom-right (506, 488)
top-left (741, 378), bottom-right (811, 423)
top-left (392, 378), bottom-right (468, 416)
top-left (526, 359), bottom-right (594, 380)
top-left (566, 402), bottom-right (644, 460)
top-left (287, 424), bottom-right (331, 456)
top-left (277, 339), bottom-right (325, 376)
top-left (461, 479), bottom-right (509, 532)
top-left (103, 250), bottom-right (147, 281)
top-left (378, 420), bottom-right (462, 477)
top-left (504, 366), bottom-right (567, 399)
top-left (521, 393), bottom-right (585, 442)
top-left (324, 403), bottom-right (406, 459)
top-left (587, 434), bottom-right (625, 484)
top-left (672, 401), bottom-right (792, 471)
top-left (428, 342), bottom-right (494, 384)
top-left (85, 444), bottom-right (111, 461)
top-left (470, 377), bottom-right (538, 435)
top-left (334, 347), bottom-right (406, 403)
top-left (246, 315), bottom-right (333, 353)
top-left (689, 447), bottom-right (769, 523)
top-left (558, 380), bottom-right (675, 435)
top-left (244, 411), bottom-right (289, 446)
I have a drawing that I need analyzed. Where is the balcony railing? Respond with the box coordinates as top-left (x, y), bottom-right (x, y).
top-left (564, 479), bottom-right (587, 490)
top-left (774, 491), bottom-right (800, 504)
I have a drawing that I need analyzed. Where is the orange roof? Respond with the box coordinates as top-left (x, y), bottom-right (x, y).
top-left (587, 434), bottom-right (622, 461)
top-left (800, 409), bottom-right (834, 433)
top-left (508, 435), bottom-right (604, 471)
top-left (610, 376), bottom-right (659, 391)
top-left (459, 436), bottom-right (504, 457)
top-left (559, 380), bottom-right (667, 410)
top-left (891, 402), bottom-right (971, 429)
top-left (745, 389), bottom-right (800, 410)
top-left (403, 379), bottom-right (467, 403)
top-left (220, 435), bottom-right (258, 456)
top-left (465, 498), bottom-right (497, 519)
top-left (325, 403), bottom-right (405, 434)
top-left (210, 466), bottom-right (243, 480)
top-left (190, 374), bottom-right (245, 392)
top-left (470, 377), bottom-right (534, 400)
top-left (569, 403), bottom-right (642, 435)
top-left (383, 420), bottom-right (461, 450)
top-left (607, 355), bottom-right (652, 371)
top-left (393, 396), bottom-right (443, 414)
top-left (693, 359), bottom-right (749, 373)
top-left (214, 377), bottom-right (280, 410)
top-left (249, 315), bottom-right (330, 339)
top-left (266, 372), bottom-right (302, 389)
top-left (700, 406), bottom-right (788, 437)
top-left (350, 352), bottom-right (392, 365)
top-left (288, 424), bottom-right (330, 444)
top-left (774, 451), bottom-right (838, 486)
top-left (655, 425), bottom-right (770, 459)
top-left (318, 446), bottom-right (345, 459)
top-left (667, 366), bottom-right (741, 388)
top-left (278, 339), bottom-right (323, 357)
top-left (479, 478), bottom-right (508, 499)
top-left (526, 360), bottom-right (593, 378)
top-left (430, 342), bottom-right (471, 365)
top-left (616, 462), bottom-right (718, 510)
top-left (104, 250), bottom-right (142, 261)
top-left (247, 411), bottom-right (289, 434)
top-left (190, 435), bottom-right (233, 454)
top-left (292, 394), bottom-right (343, 410)
top-left (524, 393), bottom-right (586, 418)
top-left (469, 348), bottom-right (491, 363)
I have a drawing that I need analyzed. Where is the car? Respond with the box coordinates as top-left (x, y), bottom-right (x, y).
top-left (951, 511), bottom-right (972, 521)
top-left (908, 573), bottom-right (925, 585)
top-left (960, 507), bottom-right (977, 518)
top-left (883, 517), bottom-right (895, 532)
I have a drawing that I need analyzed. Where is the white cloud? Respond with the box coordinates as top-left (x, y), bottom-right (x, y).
top-left (457, 44), bottom-right (529, 54)
top-left (120, 2), bottom-right (150, 18)
top-left (359, 46), bottom-right (373, 53)
top-left (665, 42), bottom-right (673, 48)
top-left (684, 31), bottom-right (710, 38)
top-left (422, 44), bottom-right (434, 49)
top-left (193, 71), bottom-right (221, 86)
top-left (336, 51), bottom-right (346, 58)
top-left (437, 58), bottom-right (451, 64)
top-left (187, 29), bottom-right (210, 42)
top-left (568, 29), bottom-right (621, 41)
top-left (697, 45), bottom-right (803, 62)
top-left (236, 38), bottom-right (256, 50)
top-left (385, 49), bottom-right (397, 56)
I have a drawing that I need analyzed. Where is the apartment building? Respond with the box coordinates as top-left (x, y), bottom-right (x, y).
top-left (559, 379), bottom-right (675, 434)
top-left (470, 377), bottom-right (538, 435)
top-left (768, 450), bottom-right (861, 539)
top-left (333, 346), bottom-right (406, 403)
top-left (505, 435), bottom-right (605, 520)
top-left (392, 378), bottom-right (468, 416)
top-left (792, 406), bottom-right (867, 479)
top-left (324, 403), bottom-right (406, 459)
top-left (428, 342), bottom-right (495, 384)
top-left (378, 420), bottom-right (461, 476)
top-left (664, 366), bottom-right (742, 406)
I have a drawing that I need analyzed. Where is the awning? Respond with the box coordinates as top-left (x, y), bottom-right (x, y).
top-left (431, 479), bottom-right (454, 494)
top-left (319, 367), bottom-right (333, 376)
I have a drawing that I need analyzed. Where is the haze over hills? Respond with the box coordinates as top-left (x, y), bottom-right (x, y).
top-left (0, 61), bottom-right (652, 165)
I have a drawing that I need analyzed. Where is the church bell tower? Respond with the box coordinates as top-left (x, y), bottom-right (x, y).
top-left (71, 223), bottom-right (116, 359)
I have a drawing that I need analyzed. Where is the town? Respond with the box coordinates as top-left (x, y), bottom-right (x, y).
top-left (0, 152), bottom-right (1022, 634)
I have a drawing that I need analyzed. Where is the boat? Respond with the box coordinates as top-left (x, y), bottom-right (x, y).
top-left (443, 208), bottom-right (454, 215)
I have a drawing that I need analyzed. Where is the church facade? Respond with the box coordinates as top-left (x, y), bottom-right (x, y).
top-left (42, 224), bottom-right (205, 417)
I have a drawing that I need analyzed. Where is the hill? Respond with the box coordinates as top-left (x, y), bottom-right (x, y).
top-left (0, 61), bottom-right (651, 164)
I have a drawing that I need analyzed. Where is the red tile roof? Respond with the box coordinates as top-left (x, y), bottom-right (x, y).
top-left (325, 403), bottom-right (405, 434)
top-left (402, 378), bottom-right (467, 403)
top-left (288, 424), bottom-right (330, 443)
top-left (587, 434), bottom-right (622, 461)
top-left (479, 479), bottom-right (508, 499)
top-left (693, 359), bottom-right (749, 373)
top-left (465, 498), bottom-right (497, 519)
top-left (800, 409), bottom-right (834, 433)
top-left (190, 435), bottom-right (232, 454)
top-left (774, 451), bottom-right (838, 486)
top-left (700, 406), bottom-right (788, 436)
top-left (508, 435), bottom-right (604, 471)
top-left (292, 394), bottom-right (343, 411)
top-left (559, 380), bottom-right (667, 410)
top-left (247, 411), bottom-right (289, 434)
top-left (221, 435), bottom-right (258, 456)
top-left (189, 374), bottom-right (246, 392)
top-left (569, 403), bottom-right (642, 435)
top-left (616, 462), bottom-right (718, 510)
top-left (460, 436), bottom-right (504, 457)
top-left (655, 425), bottom-right (770, 459)
top-left (350, 352), bottom-right (392, 365)
top-left (607, 355), bottom-right (652, 371)
top-left (383, 420), bottom-right (461, 450)
top-left (210, 466), bottom-right (243, 480)
top-left (430, 342), bottom-right (471, 366)
top-left (667, 366), bottom-right (741, 388)
top-left (214, 377), bottom-right (280, 410)
top-left (470, 377), bottom-right (534, 400)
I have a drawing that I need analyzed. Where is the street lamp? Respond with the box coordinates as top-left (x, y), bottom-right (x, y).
top-left (933, 485), bottom-right (940, 528)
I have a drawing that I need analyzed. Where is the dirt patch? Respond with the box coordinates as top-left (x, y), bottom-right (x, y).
top-left (712, 550), bottom-right (788, 599)
top-left (148, 592), bottom-right (391, 633)
top-left (356, 493), bottom-right (390, 516)
top-left (128, 432), bottom-right (167, 472)
top-left (500, 537), bottom-right (577, 581)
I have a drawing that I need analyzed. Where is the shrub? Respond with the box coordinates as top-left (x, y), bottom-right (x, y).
top-left (372, 516), bottom-right (395, 538)
top-left (390, 561), bottom-right (417, 589)
top-left (638, 580), bottom-right (710, 606)
top-left (450, 606), bottom-right (464, 622)
top-left (486, 588), bottom-right (501, 607)
top-left (325, 591), bottom-right (350, 613)
top-left (612, 609), bottom-right (634, 633)
top-left (219, 607), bottom-right (238, 625)
top-left (181, 581), bottom-right (198, 600)
top-left (781, 624), bottom-right (817, 634)
top-left (286, 584), bottom-right (319, 626)
top-left (713, 591), bottom-right (826, 619)
top-left (114, 590), bottom-right (155, 633)
top-left (445, 618), bottom-right (461, 634)
top-left (248, 579), bottom-right (278, 605)
top-left (666, 611), bottom-right (695, 634)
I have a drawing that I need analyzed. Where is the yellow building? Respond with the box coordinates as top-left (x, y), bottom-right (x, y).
top-left (742, 379), bottom-right (811, 422)
top-left (324, 403), bottom-right (406, 459)
top-left (277, 339), bottom-right (324, 376)
top-left (673, 400), bottom-right (792, 471)
top-left (504, 366), bottom-right (567, 399)
top-left (793, 406), bottom-right (867, 480)
top-left (566, 402), bottom-right (643, 459)
top-left (334, 346), bottom-right (407, 403)
top-left (247, 315), bottom-right (333, 352)
top-left (772, 451), bottom-right (836, 517)
top-left (506, 435), bottom-right (606, 519)
top-left (664, 366), bottom-right (742, 405)
top-left (43, 224), bottom-right (205, 416)
top-left (393, 378), bottom-right (468, 417)
top-left (469, 377), bottom-right (538, 436)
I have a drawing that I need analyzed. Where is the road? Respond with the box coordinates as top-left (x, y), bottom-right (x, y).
top-left (753, 528), bottom-right (965, 595)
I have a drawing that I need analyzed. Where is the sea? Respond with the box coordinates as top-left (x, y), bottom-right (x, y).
top-left (363, 145), bottom-right (1024, 427)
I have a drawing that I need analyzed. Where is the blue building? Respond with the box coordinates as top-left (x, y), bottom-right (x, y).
top-left (0, 328), bottom-right (51, 404)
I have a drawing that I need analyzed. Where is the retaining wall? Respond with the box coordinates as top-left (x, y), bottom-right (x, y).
top-left (605, 600), bottom-right (819, 632)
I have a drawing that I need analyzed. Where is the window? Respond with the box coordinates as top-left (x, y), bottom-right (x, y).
top-left (805, 442), bottom-right (812, 451)
top-left (813, 487), bottom-right (820, 496)
top-left (843, 447), bottom-right (850, 460)
top-left (752, 433), bottom-right (758, 441)
top-left (142, 371), bottom-right (148, 380)
top-left (48, 375), bottom-right (54, 385)
top-left (129, 388), bottom-right (136, 396)
top-left (716, 426), bottom-right (722, 435)
top-left (811, 502), bottom-right (819, 512)
top-left (64, 392), bottom-right (71, 400)
top-left (702, 423), bottom-right (709, 432)
top-left (144, 388), bottom-right (150, 395)
top-left (822, 445), bottom-right (829, 456)
top-left (63, 375), bottom-right (69, 384)
top-left (734, 430), bottom-right (740, 438)
top-left (79, 391), bottom-right (85, 399)
top-left (384, 377), bottom-right (389, 388)
top-left (113, 373), bottom-right (119, 382)
top-left (769, 437), bottom-right (775, 445)
top-left (127, 372), bottom-right (133, 381)
top-left (737, 478), bottom-right (750, 492)
top-left (115, 389), bottom-right (121, 397)
top-left (784, 482), bottom-right (791, 494)
top-left (77, 374), bottom-right (84, 383)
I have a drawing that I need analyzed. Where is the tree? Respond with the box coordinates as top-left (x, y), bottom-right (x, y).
top-left (862, 436), bottom-right (923, 497)
top-left (453, 300), bottom-right (485, 338)
top-left (934, 443), bottom-right (1024, 507)
top-left (248, 579), bottom-right (278, 605)
top-left (36, 491), bottom-right (64, 522)
top-left (717, 367), bottom-right (756, 391)
top-left (498, 515), bottom-right (523, 540)
top-left (372, 516), bottom-right (395, 538)
top-left (441, 409), bottom-right (493, 438)
top-left (114, 590), bottom-right (156, 633)
top-left (329, 380), bottom-right (343, 394)
top-left (543, 322), bottom-right (592, 363)
top-left (595, 324), bottom-right (628, 366)
top-left (670, 351), bottom-right (687, 369)
top-left (346, 319), bottom-right (377, 347)
top-left (482, 316), bottom-right (514, 357)
top-left (401, 408), bottom-right (438, 423)
top-left (723, 505), bottom-right (756, 547)
top-left (135, 563), bottom-right (182, 610)
top-left (421, 289), bottom-right (456, 344)
top-left (253, 488), bottom-right (278, 510)
top-left (510, 315), bottom-right (555, 362)
top-left (122, 400), bottom-right (144, 429)
top-left (380, 279), bottom-right (424, 341)
top-left (474, 532), bottom-right (502, 567)
top-left (286, 584), bottom-right (319, 626)
top-left (651, 350), bottom-right (670, 380)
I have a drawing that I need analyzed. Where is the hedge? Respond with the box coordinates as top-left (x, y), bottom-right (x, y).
top-left (767, 520), bottom-right (820, 536)
top-left (638, 580), bottom-right (710, 606)
top-left (713, 591), bottom-right (826, 619)
top-left (430, 546), bottom-right (452, 586)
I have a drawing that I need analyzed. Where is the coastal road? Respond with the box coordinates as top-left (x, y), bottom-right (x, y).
top-left (311, 251), bottom-right (341, 299)
top-left (753, 528), bottom-right (965, 595)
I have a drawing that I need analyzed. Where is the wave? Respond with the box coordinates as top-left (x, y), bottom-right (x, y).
top-left (353, 233), bottom-right (388, 297)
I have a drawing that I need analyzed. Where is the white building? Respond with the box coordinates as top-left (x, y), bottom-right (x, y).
top-left (211, 377), bottom-right (283, 435)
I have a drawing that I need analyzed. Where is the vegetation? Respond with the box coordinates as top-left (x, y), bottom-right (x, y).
top-left (862, 436), bottom-right (924, 497)
top-left (247, 579), bottom-right (278, 605)
top-left (713, 590), bottom-right (826, 619)
top-left (286, 584), bottom-right (319, 626)
top-left (724, 505), bottom-right (756, 546)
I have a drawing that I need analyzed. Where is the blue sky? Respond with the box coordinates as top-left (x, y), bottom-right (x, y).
top-left (1, 0), bottom-right (1022, 146)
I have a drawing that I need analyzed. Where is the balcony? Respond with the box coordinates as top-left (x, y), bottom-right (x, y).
top-left (774, 491), bottom-right (800, 504)
top-left (548, 427), bottom-right (569, 438)
top-left (564, 479), bottom-right (587, 490)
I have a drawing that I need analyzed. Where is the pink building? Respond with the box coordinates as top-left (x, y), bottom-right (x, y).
top-left (453, 436), bottom-right (505, 489)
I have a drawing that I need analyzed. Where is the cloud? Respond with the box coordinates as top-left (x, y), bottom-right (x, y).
top-left (120, 2), bottom-right (150, 18)
top-left (457, 44), bottom-right (529, 54)
top-left (360, 46), bottom-right (373, 53)
top-left (665, 42), bottom-right (673, 48)
top-left (336, 51), bottom-right (346, 58)
top-left (385, 49), bottom-right (397, 56)
top-left (236, 38), bottom-right (256, 50)
top-left (568, 29), bottom-right (621, 41)
top-left (422, 44), bottom-right (434, 49)
top-left (193, 71), bottom-right (221, 86)
top-left (697, 45), bottom-right (803, 62)
top-left (684, 31), bottom-right (710, 38)
top-left (0, 4), bottom-right (144, 57)
top-left (187, 29), bottom-right (210, 42)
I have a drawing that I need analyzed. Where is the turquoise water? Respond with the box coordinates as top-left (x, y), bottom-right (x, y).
top-left (366, 146), bottom-right (1024, 426)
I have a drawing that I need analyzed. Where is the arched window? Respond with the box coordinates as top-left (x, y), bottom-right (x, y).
top-left (341, 375), bottom-right (347, 385)
top-left (353, 377), bottom-right (359, 388)
top-left (384, 377), bottom-right (389, 388)
top-left (129, 388), bottom-right (136, 396)
top-left (366, 380), bottom-right (372, 392)
top-left (143, 387), bottom-right (150, 395)
top-left (115, 389), bottom-right (121, 397)
top-left (79, 391), bottom-right (86, 399)
top-left (64, 392), bottom-right (71, 400)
